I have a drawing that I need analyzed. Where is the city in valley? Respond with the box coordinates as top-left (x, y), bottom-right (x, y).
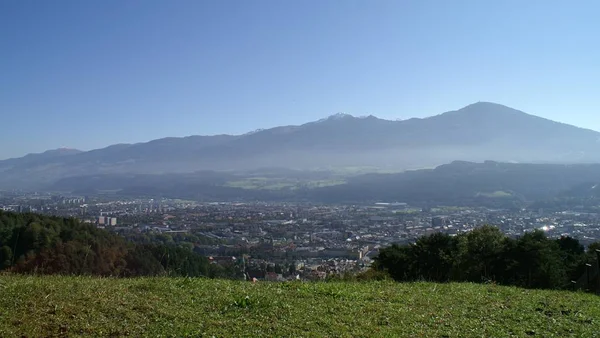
top-left (3, 191), bottom-right (599, 281)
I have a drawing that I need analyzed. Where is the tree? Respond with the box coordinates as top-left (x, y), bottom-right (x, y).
top-left (0, 246), bottom-right (12, 269)
top-left (375, 226), bottom-right (585, 291)
top-left (0, 211), bottom-right (222, 278)
top-left (453, 226), bottom-right (506, 282)
top-left (508, 231), bottom-right (566, 289)
top-left (411, 232), bottom-right (456, 282)
top-left (375, 244), bottom-right (412, 281)
top-left (555, 236), bottom-right (586, 282)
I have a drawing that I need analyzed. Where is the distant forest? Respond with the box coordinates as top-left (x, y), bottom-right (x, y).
top-left (0, 211), bottom-right (232, 278)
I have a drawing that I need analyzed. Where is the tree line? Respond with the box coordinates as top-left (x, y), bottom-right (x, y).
top-left (0, 211), bottom-right (232, 277)
top-left (3, 209), bottom-right (599, 291)
top-left (375, 226), bottom-right (600, 292)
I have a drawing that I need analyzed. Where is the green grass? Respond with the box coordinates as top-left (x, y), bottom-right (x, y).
top-left (224, 178), bottom-right (345, 190)
top-left (1, 275), bottom-right (599, 337)
top-left (325, 166), bottom-right (404, 175)
top-left (477, 191), bottom-right (514, 198)
top-left (431, 206), bottom-right (469, 212)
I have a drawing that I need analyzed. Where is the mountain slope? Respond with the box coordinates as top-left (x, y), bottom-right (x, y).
top-left (2, 102), bottom-right (600, 189)
top-left (310, 161), bottom-right (600, 206)
top-left (0, 148), bottom-right (82, 168)
top-left (48, 161), bottom-right (600, 208)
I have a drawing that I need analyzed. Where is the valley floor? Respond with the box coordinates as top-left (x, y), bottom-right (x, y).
top-left (0, 275), bottom-right (599, 337)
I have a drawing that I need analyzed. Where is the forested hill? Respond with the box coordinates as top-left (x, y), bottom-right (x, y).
top-left (0, 211), bottom-right (228, 277)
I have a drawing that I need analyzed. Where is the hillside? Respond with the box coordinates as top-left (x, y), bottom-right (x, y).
top-left (311, 161), bottom-right (600, 205)
top-left (0, 210), bottom-right (230, 278)
top-left (0, 276), bottom-right (598, 337)
top-left (2, 102), bottom-right (600, 189)
top-left (46, 161), bottom-right (600, 207)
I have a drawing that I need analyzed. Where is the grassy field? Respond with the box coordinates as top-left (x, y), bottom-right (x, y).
top-left (1, 276), bottom-right (599, 337)
top-left (477, 191), bottom-right (514, 198)
top-left (224, 178), bottom-right (346, 190)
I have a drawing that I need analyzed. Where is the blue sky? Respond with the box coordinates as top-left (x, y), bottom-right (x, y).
top-left (1, 0), bottom-right (599, 159)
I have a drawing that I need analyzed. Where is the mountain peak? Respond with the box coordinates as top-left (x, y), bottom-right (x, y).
top-left (456, 101), bottom-right (518, 113)
top-left (315, 113), bottom-right (384, 124)
top-left (433, 102), bottom-right (529, 121)
top-left (43, 148), bottom-right (83, 155)
top-left (309, 113), bottom-right (355, 125)
top-left (325, 113), bottom-right (355, 121)
top-left (463, 101), bottom-right (506, 108)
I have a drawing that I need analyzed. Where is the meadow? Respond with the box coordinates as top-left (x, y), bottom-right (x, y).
top-left (1, 275), bottom-right (599, 337)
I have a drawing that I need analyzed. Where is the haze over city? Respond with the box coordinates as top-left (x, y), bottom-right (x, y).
top-left (2, 0), bottom-right (600, 159)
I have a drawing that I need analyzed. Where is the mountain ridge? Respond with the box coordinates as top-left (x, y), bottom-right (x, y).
top-left (4, 102), bottom-right (597, 160)
top-left (2, 102), bottom-right (600, 189)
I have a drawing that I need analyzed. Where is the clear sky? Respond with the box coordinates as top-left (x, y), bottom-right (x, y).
top-left (1, 0), bottom-right (599, 159)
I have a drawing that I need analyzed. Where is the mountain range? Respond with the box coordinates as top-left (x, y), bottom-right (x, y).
top-left (2, 102), bottom-right (600, 190)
